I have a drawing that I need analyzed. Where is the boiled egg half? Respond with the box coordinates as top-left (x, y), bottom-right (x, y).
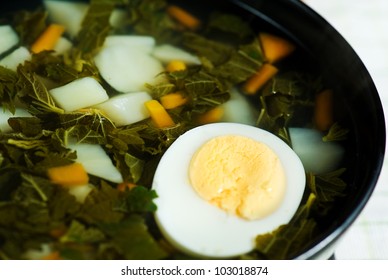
top-left (152, 123), bottom-right (306, 258)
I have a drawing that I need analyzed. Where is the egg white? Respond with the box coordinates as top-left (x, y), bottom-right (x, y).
top-left (152, 123), bottom-right (306, 258)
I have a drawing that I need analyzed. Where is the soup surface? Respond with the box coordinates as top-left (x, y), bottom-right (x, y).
top-left (0, 0), bottom-right (349, 259)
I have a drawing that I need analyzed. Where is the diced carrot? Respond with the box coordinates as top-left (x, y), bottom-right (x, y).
top-left (242, 64), bottom-right (279, 95)
top-left (50, 225), bottom-right (67, 239)
top-left (167, 5), bottom-right (201, 30)
top-left (47, 162), bottom-right (89, 186)
top-left (144, 100), bottom-right (176, 128)
top-left (314, 89), bottom-right (334, 131)
top-left (259, 32), bottom-right (296, 63)
top-left (160, 92), bottom-right (188, 109)
top-left (41, 251), bottom-right (62, 260)
top-left (31, 24), bottom-right (66, 53)
top-left (166, 60), bottom-right (187, 72)
top-left (117, 182), bottom-right (137, 192)
top-left (196, 106), bottom-right (224, 124)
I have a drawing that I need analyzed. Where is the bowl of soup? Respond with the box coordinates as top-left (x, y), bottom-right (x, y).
top-left (0, 0), bottom-right (385, 260)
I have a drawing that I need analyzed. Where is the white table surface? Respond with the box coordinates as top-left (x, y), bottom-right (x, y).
top-left (304, 0), bottom-right (388, 259)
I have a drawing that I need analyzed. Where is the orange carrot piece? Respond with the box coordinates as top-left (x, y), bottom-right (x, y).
top-left (117, 182), bottom-right (137, 192)
top-left (47, 162), bottom-right (89, 186)
top-left (41, 251), bottom-right (62, 260)
top-left (196, 106), bottom-right (224, 124)
top-left (167, 5), bottom-right (201, 30)
top-left (50, 225), bottom-right (67, 239)
top-left (166, 60), bottom-right (187, 72)
top-left (243, 64), bottom-right (279, 95)
top-left (314, 89), bottom-right (334, 131)
top-left (31, 24), bottom-right (65, 53)
top-left (160, 92), bottom-right (188, 109)
top-left (259, 32), bottom-right (296, 63)
top-left (145, 100), bottom-right (176, 128)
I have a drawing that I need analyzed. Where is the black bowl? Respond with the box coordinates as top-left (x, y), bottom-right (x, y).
top-left (220, 0), bottom-right (386, 259)
top-left (1, 0), bottom-right (385, 260)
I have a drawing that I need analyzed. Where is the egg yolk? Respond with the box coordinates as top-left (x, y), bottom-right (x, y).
top-left (189, 135), bottom-right (286, 220)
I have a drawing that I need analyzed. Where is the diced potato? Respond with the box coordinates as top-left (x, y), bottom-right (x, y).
top-left (0, 107), bottom-right (31, 133)
top-left (220, 88), bottom-right (258, 126)
top-left (152, 44), bottom-right (201, 65)
top-left (44, 0), bottom-right (130, 37)
top-left (104, 35), bottom-right (156, 54)
top-left (53, 37), bottom-right (72, 54)
top-left (68, 142), bottom-right (123, 184)
top-left (67, 184), bottom-right (93, 203)
top-left (0, 25), bottom-right (19, 55)
top-left (94, 91), bottom-right (152, 127)
top-left (49, 77), bottom-right (109, 112)
top-left (44, 0), bottom-right (88, 38)
top-left (289, 127), bottom-right (345, 174)
top-left (0, 47), bottom-right (31, 71)
top-left (110, 9), bottom-right (127, 29)
top-left (94, 44), bottom-right (164, 93)
top-left (23, 244), bottom-right (53, 260)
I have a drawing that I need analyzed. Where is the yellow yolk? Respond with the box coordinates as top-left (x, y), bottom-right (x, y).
top-left (189, 135), bottom-right (286, 220)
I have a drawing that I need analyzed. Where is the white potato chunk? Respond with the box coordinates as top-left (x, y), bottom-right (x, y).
top-left (152, 44), bottom-right (201, 65)
top-left (0, 107), bottom-right (31, 133)
top-left (110, 9), bottom-right (128, 29)
top-left (23, 244), bottom-right (52, 260)
top-left (53, 37), bottom-right (73, 54)
top-left (289, 127), bottom-right (345, 174)
top-left (94, 91), bottom-right (152, 126)
top-left (68, 184), bottom-right (93, 203)
top-left (44, 1), bottom-right (135, 38)
top-left (68, 142), bottom-right (123, 184)
top-left (49, 77), bottom-right (109, 112)
top-left (221, 88), bottom-right (258, 126)
top-left (0, 25), bottom-right (19, 55)
top-left (104, 35), bottom-right (156, 54)
top-left (44, 0), bottom-right (88, 37)
top-left (0, 47), bottom-right (31, 71)
top-left (94, 44), bottom-right (164, 93)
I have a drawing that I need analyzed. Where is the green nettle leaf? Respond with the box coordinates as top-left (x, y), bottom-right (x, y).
top-left (77, 181), bottom-right (124, 224)
top-left (7, 117), bottom-right (43, 136)
top-left (54, 126), bottom-right (105, 146)
top-left (307, 168), bottom-right (347, 216)
top-left (6, 138), bottom-right (48, 150)
top-left (60, 220), bottom-right (105, 243)
top-left (124, 153), bottom-right (145, 183)
top-left (57, 111), bottom-right (116, 140)
top-left (73, 0), bottom-right (115, 57)
top-left (113, 186), bottom-right (158, 214)
top-left (17, 65), bottom-right (64, 115)
top-left (0, 66), bottom-right (18, 113)
top-left (127, 0), bottom-right (182, 44)
top-left (27, 52), bottom-right (100, 86)
top-left (206, 12), bottom-right (254, 42)
top-left (183, 32), bottom-right (235, 66)
top-left (256, 73), bottom-right (322, 145)
top-left (111, 125), bottom-right (147, 146)
top-left (99, 215), bottom-right (168, 260)
top-left (12, 10), bottom-right (47, 47)
top-left (146, 82), bottom-right (177, 99)
top-left (323, 123), bottom-right (349, 142)
top-left (49, 187), bottom-right (82, 222)
top-left (253, 194), bottom-right (317, 259)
